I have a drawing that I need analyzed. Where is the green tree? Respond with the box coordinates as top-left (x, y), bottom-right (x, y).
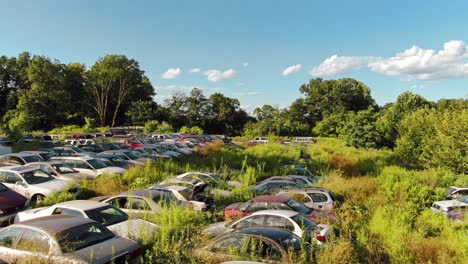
top-left (312, 111), bottom-right (349, 137)
top-left (377, 91), bottom-right (431, 148)
top-left (340, 108), bottom-right (381, 149)
top-left (85, 55), bottom-right (154, 127)
top-left (125, 100), bottom-right (158, 125)
top-left (299, 78), bottom-right (376, 126)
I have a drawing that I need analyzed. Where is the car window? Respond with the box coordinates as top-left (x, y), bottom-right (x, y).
top-left (213, 235), bottom-right (247, 253)
top-left (269, 202), bottom-right (293, 210)
top-left (107, 197), bottom-right (128, 208)
top-left (0, 227), bottom-right (23, 248)
top-left (232, 215), bottom-right (266, 229)
top-left (21, 170), bottom-right (53, 185)
top-left (74, 161), bottom-right (88, 169)
top-left (265, 216), bottom-right (295, 231)
top-left (247, 237), bottom-right (283, 261)
top-left (0, 171), bottom-right (6, 182)
top-left (126, 198), bottom-right (150, 210)
top-left (250, 202), bottom-right (269, 212)
top-left (285, 193), bottom-right (311, 203)
top-left (5, 172), bottom-right (21, 184)
top-left (53, 207), bottom-right (84, 217)
top-left (309, 193), bottom-right (328, 203)
top-left (85, 206), bottom-right (128, 226)
top-left (9, 156), bottom-right (24, 165)
top-left (16, 230), bottom-right (49, 253)
top-left (57, 223), bottom-right (114, 253)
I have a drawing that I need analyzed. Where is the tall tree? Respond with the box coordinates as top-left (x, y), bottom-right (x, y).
top-left (85, 55), bottom-right (154, 127)
top-left (300, 78), bottom-right (376, 127)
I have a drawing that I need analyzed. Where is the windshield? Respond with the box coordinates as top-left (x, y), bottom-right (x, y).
top-left (174, 143), bottom-right (185, 148)
top-left (0, 183), bottom-right (7, 192)
top-left (124, 151), bottom-right (140, 160)
top-left (52, 164), bottom-right (77, 174)
top-left (23, 155), bottom-right (44, 163)
top-left (87, 159), bottom-right (107, 170)
top-left (286, 199), bottom-right (311, 214)
top-left (447, 188), bottom-right (456, 197)
top-left (21, 170), bottom-right (53, 184)
top-left (85, 205), bottom-right (128, 226)
top-left (179, 188), bottom-right (193, 200)
top-left (57, 222), bottom-right (115, 253)
top-left (99, 159), bottom-right (114, 166)
top-left (70, 147), bottom-right (85, 153)
top-left (291, 214), bottom-right (317, 230)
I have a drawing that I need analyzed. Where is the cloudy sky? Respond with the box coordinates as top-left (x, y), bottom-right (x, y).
top-left (1, 0), bottom-right (467, 113)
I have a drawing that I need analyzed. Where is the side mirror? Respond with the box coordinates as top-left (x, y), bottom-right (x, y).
top-left (16, 181), bottom-right (26, 187)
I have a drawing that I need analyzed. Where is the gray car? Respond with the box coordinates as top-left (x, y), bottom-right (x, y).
top-left (0, 214), bottom-right (141, 264)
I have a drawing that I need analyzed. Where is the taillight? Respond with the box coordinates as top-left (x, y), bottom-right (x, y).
top-left (316, 235), bottom-right (326, 242)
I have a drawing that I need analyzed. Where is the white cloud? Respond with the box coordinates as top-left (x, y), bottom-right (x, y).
top-left (282, 64), bottom-right (302, 76)
top-left (310, 55), bottom-right (378, 76)
top-left (189, 68), bottom-right (201, 73)
top-left (237, 92), bottom-right (261, 96)
top-left (243, 62), bottom-right (249, 67)
top-left (309, 40), bottom-right (468, 80)
top-left (161, 68), bottom-right (182, 79)
top-left (204, 69), bottom-right (237, 82)
top-left (369, 40), bottom-right (468, 80)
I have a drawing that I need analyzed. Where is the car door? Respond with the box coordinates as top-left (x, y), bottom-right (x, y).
top-left (0, 228), bottom-right (51, 263)
top-left (4, 172), bottom-right (29, 198)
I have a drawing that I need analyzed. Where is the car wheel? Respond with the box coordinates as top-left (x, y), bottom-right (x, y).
top-left (31, 194), bottom-right (45, 206)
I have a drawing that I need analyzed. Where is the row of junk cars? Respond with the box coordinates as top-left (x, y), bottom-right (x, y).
top-left (0, 132), bottom-right (339, 263)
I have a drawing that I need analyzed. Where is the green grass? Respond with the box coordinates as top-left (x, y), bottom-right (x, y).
top-left (30, 138), bottom-right (468, 264)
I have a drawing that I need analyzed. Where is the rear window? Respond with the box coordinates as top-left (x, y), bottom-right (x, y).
top-left (57, 223), bottom-right (114, 253)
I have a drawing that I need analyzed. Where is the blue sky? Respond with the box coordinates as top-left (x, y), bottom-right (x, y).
top-left (1, 0), bottom-right (467, 113)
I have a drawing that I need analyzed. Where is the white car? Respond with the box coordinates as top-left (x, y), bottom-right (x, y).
top-left (0, 166), bottom-right (76, 204)
top-left (14, 200), bottom-right (158, 240)
top-left (277, 188), bottom-right (337, 211)
top-left (50, 156), bottom-right (127, 177)
top-left (149, 185), bottom-right (208, 211)
top-left (203, 210), bottom-right (331, 245)
top-left (26, 161), bottom-right (94, 183)
top-left (430, 199), bottom-right (468, 217)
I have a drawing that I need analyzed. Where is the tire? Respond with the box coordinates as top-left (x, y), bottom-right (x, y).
top-left (31, 194), bottom-right (45, 206)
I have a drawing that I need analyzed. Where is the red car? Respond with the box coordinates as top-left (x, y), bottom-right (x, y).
top-left (0, 183), bottom-right (29, 227)
top-left (224, 195), bottom-right (336, 223)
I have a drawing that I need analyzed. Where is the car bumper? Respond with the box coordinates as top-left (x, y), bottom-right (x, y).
top-left (0, 206), bottom-right (32, 227)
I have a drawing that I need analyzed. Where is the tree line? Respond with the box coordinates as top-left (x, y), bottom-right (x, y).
top-left (1, 52), bottom-right (466, 173)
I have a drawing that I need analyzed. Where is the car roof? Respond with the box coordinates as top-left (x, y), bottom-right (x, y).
top-left (252, 195), bottom-right (290, 203)
top-left (18, 215), bottom-right (96, 234)
top-left (27, 161), bottom-right (63, 166)
top-left (251, 210), bottom-right (298, 217)
top-left (53, 200), bottom-right (109, 210)
top-left (151, 185), bottom-right (188, 191)
top-left (279, 187), bottom-right (330, 194)
top-left (433, 200), bottom-right (468, 207)
top-left (0, 165), bottom-right (37, 173)
top-left (119, 189), bottom-right (166, 198)
top-left (1, 153), bottom-right (40, 158)
top-left (20, 151), bottom-right (50, 154)
top-left (51, 156), bottom-right (93, 161)
top-left (165, 177), bottom-right (203, 185)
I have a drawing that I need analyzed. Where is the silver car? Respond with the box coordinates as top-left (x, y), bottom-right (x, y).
top-left (0, 166), bottom-right (76, 205)
top-left (26, 162), bottom-right (93, 183)
top-left (0, 214), bottom-right (141, 264)
top-left (277, 188), bottom-right (337, 211)
top-left (15, 200), bottom-right (157, 240)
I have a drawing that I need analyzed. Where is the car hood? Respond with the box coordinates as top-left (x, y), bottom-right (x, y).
top-left (31, 179), bottom-right (71, 194)
top-left (203, 221), bottom-right (232, 237)
top-left (57, 172), bottom-right (93, 182)
top-left (69, 235), bottom-right (139, 264)
top-left (97, 166), bottom-right (127, 175)
top-left (0, 189), bottom-right (27, 210)
top-left (108, 218), bottom-right (158, 240)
